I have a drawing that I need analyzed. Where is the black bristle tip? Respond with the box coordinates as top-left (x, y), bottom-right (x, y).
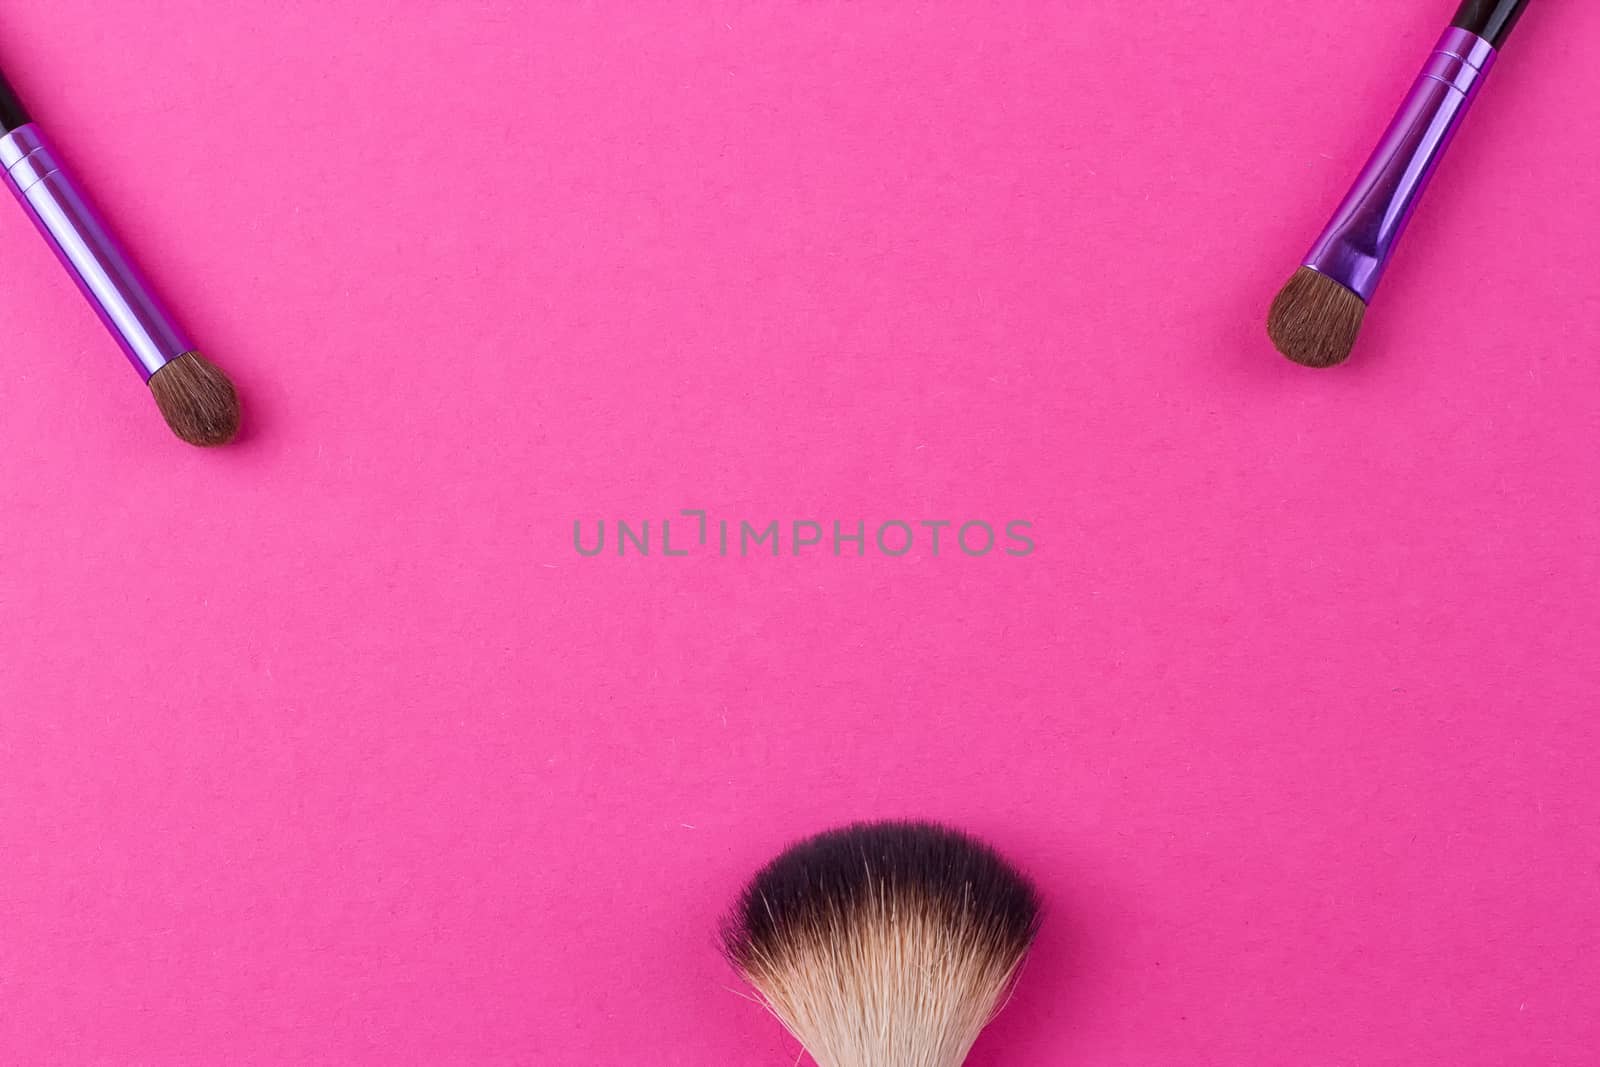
top-left (722, 820), bottom-right (1041, 968)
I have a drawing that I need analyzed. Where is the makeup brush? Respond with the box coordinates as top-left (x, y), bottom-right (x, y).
top-left (722, 820), bottom-right (1042, 1067)
top-left (1268, 0), bottom-right (1533, 367)
top-left (0, 62), bottom-right (239, 445)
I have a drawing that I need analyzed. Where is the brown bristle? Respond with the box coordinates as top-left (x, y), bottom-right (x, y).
top-left (1267, 266), bottom-right (1367, 368)
top-left (723, 822), bottom-right (1041, 1067)
top-left (148, 352), bottom-right (241, 447)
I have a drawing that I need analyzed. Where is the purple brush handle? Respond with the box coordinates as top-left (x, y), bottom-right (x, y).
top-left (0, 123), bottom-right (191, 381)
top-left (1304, 27), bottom-right (1498, 303)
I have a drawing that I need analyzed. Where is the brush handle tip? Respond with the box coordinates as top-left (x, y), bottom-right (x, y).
top-left (1452, 0), bottom-right (1532, 50)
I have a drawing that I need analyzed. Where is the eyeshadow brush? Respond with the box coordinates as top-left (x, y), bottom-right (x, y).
top-left (1268, 0), bottom-right (1535, 367)
top-left (0, 60), bottom-right (239, 445)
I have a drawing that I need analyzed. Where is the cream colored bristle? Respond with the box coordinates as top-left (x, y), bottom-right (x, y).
top-left (743, 892), bottom-right (1028, 1067)
top-left (723, 821), bottom-right (1041, 1067)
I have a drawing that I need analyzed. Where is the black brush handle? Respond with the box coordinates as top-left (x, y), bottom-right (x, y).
top-left (1452, 0), bottom-right (1533, 48)
top-left (0, 66), bottom-right (31, 134)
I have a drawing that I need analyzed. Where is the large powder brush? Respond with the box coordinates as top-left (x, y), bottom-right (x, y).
top-left (722, 821), bottom-right (1042, 1067)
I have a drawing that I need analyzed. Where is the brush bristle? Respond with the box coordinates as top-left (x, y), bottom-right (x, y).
top-left (1268, 266), bottom-right (1367, 368)
top-left (148, 351), bottom-right (241, 447)
top-left (723, 820), bottom-right (1041, 1067)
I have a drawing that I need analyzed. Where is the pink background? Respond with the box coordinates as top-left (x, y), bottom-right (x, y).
top-left (2, 2), bottom-right (1598, 1063)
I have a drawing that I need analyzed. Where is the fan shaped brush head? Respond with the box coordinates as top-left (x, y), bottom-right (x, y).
top-left (722, 820), bottom-right (1042, 1067)
top-left (148, 351), bottom-right (241, 446)
top-left (1268, 267), bottom-right (1368, 368)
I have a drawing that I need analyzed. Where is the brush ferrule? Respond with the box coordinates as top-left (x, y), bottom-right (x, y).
top-left (0, 124), bottom-right (192, 382)
top-left (1303, 27), bottom-right (1497, 304)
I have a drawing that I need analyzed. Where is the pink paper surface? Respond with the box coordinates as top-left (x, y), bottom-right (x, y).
top-left (2, 2), bottom-right (1597, 1063)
